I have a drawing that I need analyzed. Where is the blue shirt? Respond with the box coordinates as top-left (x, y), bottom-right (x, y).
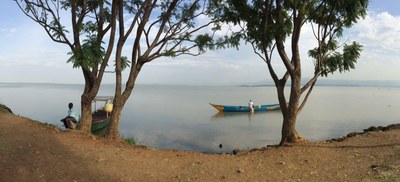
top-left (68, 109), bottom-right (80, 122)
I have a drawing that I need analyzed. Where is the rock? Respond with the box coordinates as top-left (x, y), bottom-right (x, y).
top-left (347, 132), bottom-right (359, 137)
top-left (310, 171), bottom-right (317, 175)
top-left (276, 161), bottom-right (286, 165)
top-left (232, 149), bottom-right (240, 155)
top-left (237, 168), bottom-right (245, 173)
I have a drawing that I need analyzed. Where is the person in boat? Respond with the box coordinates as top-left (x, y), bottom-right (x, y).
top-left (61, 102), bottom-right (80, 129)
top-left (248, 100), bottom-right (254, 112)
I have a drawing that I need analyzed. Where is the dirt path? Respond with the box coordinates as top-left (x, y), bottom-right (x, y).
top-left (0, 112), bottom-right (399, 181)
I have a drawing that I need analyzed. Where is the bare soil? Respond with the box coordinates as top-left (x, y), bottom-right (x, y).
top-left (0, 111), bottom-right (399, 181)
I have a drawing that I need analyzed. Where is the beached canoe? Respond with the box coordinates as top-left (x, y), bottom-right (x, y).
top-left (210, 103), bottom-right (280, 112)
top-left (91, 110), bottom-right (111, 136)
top-left (91, 96), bottom-right (113, 136)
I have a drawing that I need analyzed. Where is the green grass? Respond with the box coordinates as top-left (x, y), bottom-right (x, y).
top-left (378, 171), bottom-right (400, 182)
top-left (122, 135), bottom-right (140, 145)
top-left (371, 164), bottom-right (400, 182)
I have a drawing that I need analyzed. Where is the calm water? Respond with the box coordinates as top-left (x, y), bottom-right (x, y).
top-left (0, 83), bottom-right (399, 153)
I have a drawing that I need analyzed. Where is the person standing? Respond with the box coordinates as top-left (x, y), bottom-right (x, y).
top-left (248, 100), bottom-right (254, 112)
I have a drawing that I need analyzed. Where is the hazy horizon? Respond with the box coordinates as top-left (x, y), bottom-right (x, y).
top-left (1, 79), bottom-right (400, 88)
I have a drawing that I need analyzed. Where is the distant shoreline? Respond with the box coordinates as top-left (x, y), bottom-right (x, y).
top-left (1, 79), bottom-right (400, 88)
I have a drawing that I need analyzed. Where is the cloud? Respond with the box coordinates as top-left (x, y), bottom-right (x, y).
top-left (350, 11), bottom-right (400, 51)
top-left (0, 27), bottom-right (17, 36)
top-left (291, 11), bottom-right (400, 81)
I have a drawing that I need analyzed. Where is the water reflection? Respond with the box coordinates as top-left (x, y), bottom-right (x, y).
top-left (211, 111), bottom-right (281, 125)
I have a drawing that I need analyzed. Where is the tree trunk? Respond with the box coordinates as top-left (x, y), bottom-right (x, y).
top-left (105, 62), bottom-right (141, 139)
top-left (279, 106), bottom-right (304, 145)
top-left (279, 77), bottom-right (305, 145)
top-left (78, 67), bottom-right (104, 134)
top-left (79, 93), bottom-right (93, 133)
top-left (106, 24), bottom-right (125, 139)
top-left (106, 99), bottom-right (124, 139)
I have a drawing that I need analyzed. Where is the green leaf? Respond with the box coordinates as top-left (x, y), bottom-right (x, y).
top-left (114, 56), bottom-right (131, 71)
top-left (195, 34), bottom-right (214, 52)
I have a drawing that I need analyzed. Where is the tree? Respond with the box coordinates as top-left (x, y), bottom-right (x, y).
top-left (16, 0), bottom-right (231, 139)
top-left (105, 0), bottom-right (230, 138)
top-left (218, 0), bottom-right (368, 145)
top-left (16, 0), bottom-right (118, 133)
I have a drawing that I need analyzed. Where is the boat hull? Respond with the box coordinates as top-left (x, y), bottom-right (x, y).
top-left (91, 118), bottom-right (111, 136)
top-left (210, 103), bottom-right (280, 112)
top-left (91, 110), bottom-right (111, 136)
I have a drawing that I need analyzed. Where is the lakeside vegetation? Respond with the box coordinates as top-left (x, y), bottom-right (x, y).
top-left (0, 103), bottom-right (12, 114)
top-left (123, 136), bottom-right (140, 145)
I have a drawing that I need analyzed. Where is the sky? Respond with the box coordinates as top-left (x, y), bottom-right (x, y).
top-left (0, 0), bottom-right (399, 86)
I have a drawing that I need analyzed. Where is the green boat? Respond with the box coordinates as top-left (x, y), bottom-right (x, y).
top-left (91, 96), bottom-right (113, 136)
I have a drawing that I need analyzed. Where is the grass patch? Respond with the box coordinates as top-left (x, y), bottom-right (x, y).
top-left (378, 171), bottom-right (400, 182)
top-left (122, 135), bottom-right (140, 145)
top-left (372, 164), bottom-right (400, 182)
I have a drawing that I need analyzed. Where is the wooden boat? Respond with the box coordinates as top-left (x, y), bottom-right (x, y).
top-left (91, 110), bottom-right (111, 136)
top-left (91, 96), bottom-right (113, 136)
top-left (210, 103), bottom-right (280, 112)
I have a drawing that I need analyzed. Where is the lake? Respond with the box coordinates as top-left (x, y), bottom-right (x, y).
top-left (0, 83), bottom-right (399, 153)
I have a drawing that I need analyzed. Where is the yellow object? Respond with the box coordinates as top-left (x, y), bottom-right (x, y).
top-left (104, 103), bottom-right (113, 113)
